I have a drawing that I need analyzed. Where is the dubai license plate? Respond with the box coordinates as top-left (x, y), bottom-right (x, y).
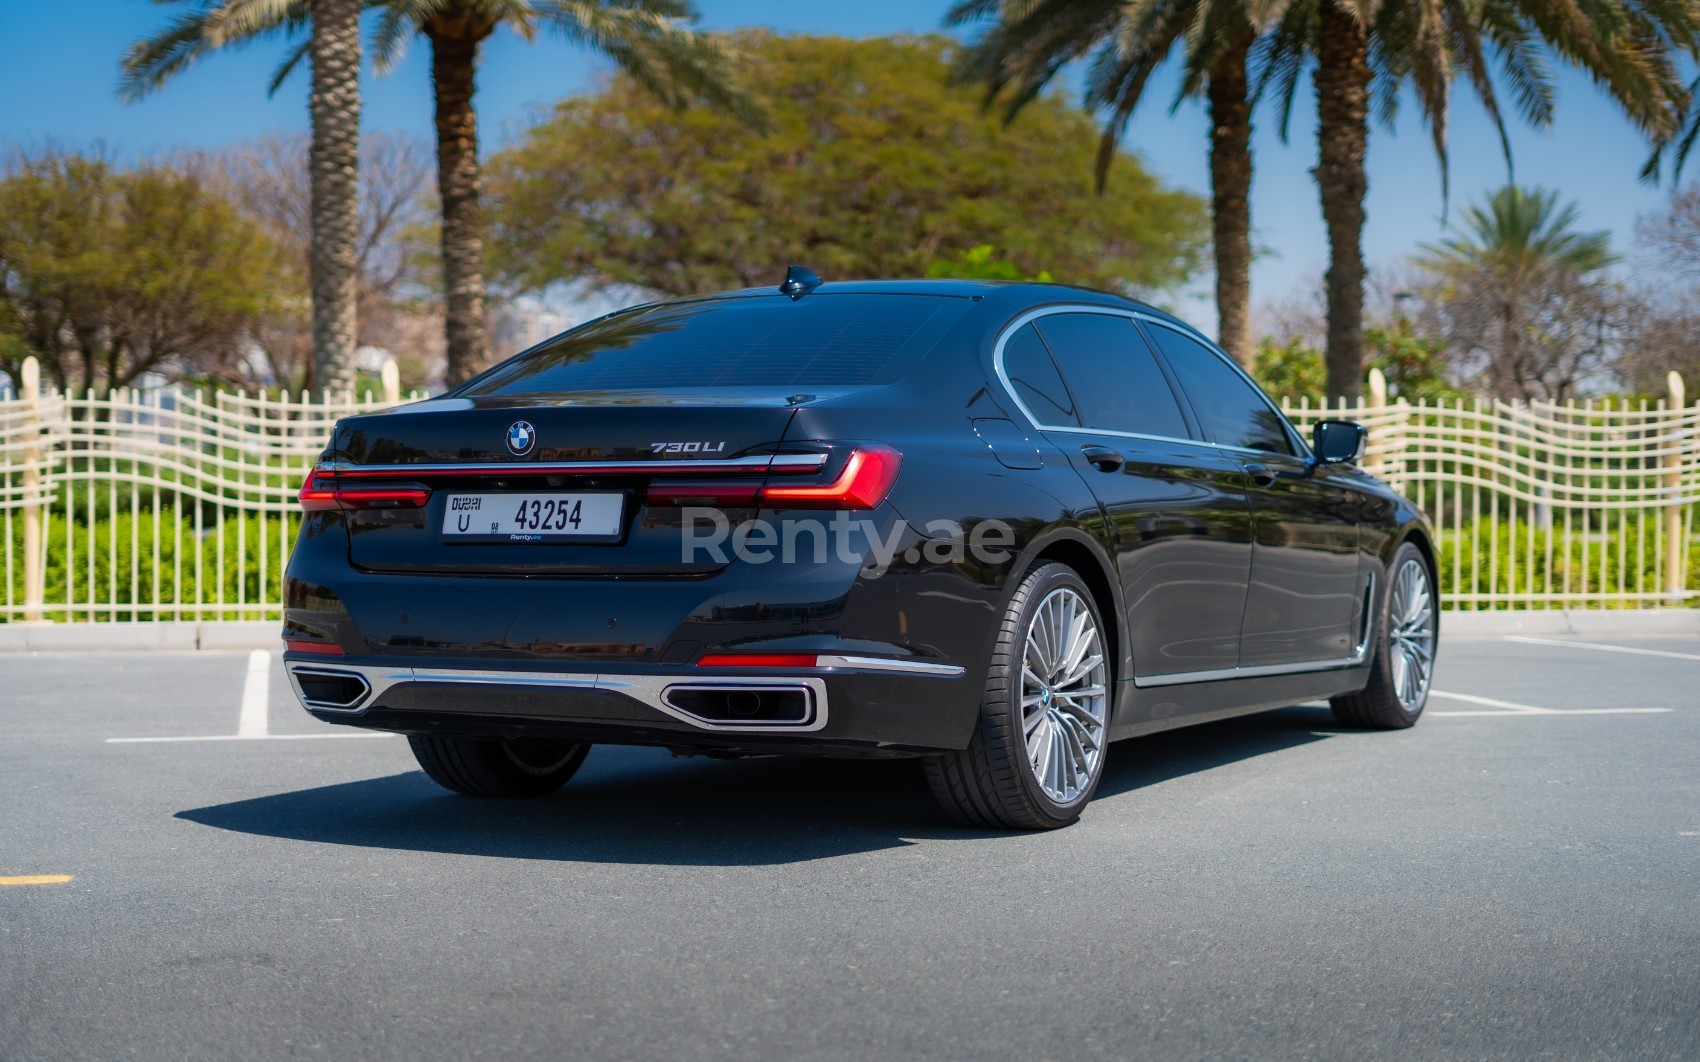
top-left (441, 492), bottom-right (625, 543)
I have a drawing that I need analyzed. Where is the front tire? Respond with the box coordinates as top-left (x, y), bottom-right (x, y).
top-left (925, 562), bottom-right (1112, 829)
top-left (1331, 542), bottom-right (1437, 729)
top-left (408, 734), bottom-right (590, 797)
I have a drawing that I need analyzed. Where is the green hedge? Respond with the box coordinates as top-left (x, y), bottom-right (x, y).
top-left (1434, 519), bottom-right (1700, 609)
top-left (3, 509), bottom-right (291, 621)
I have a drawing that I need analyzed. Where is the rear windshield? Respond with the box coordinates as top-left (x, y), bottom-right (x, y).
top-left (459, 294), bottom-right (970, 395)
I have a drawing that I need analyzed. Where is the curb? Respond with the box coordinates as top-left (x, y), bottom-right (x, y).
top-left (1440, 610), bottom-right (1700, 636)
top-left (0, 621), bottom-right (279, 652)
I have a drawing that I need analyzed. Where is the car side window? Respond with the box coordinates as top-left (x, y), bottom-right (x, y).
top-left (1030, 313), bottom-right (1190, 440)
top-left (1001, 323), bottom-right (1080, 426)
top-left (1142, 322), bottom-right (1298, 456)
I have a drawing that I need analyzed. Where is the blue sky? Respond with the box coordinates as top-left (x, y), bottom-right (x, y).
top-left (0, 0), bottom-right (1680, 332)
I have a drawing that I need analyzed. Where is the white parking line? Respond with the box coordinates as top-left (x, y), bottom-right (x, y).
top-left (107, 733), bottom-right (395, 744)
top-left (105, 646), bottom-right (395, 744)
top-left (1504, 636), bottom-right (1700, 662)
top-left (1428, 689), bottom-right (1672, 717)
top-left (237, 649), bottom-right (272, 738)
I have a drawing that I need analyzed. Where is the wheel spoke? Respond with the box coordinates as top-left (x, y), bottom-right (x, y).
top-left (1015, 586), bottom-right (1111, 806)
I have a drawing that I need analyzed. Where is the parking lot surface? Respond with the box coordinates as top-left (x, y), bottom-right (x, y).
top-left (2, 633), bottom-right (1697, 1060)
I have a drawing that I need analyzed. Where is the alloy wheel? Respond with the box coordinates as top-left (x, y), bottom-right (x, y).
top-left (1388, 557), bottom-right (1436, 711)
top-left (1020, 587), bottom-right (1109, 804)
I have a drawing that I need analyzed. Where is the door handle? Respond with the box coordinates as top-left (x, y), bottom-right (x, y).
top-left (1244, 462), bottom-right (1278, 487)
top-left (1079, 445), bottom-right (1123, 472)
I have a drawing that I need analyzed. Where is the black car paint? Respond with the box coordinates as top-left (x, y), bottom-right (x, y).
top-left (284, 280), bottom-right (1434, 756)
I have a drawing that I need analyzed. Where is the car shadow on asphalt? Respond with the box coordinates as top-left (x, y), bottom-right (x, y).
top-left (175, 705), bottom-right (1342, 867)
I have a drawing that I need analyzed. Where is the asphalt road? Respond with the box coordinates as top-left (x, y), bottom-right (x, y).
top-left (2, 633), bottom-right (1697, 1061)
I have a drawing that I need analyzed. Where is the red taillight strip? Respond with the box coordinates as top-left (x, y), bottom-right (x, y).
top-left (298, 470), bottom-right (430, 511)
top-left (285, 639), bottom-right (345, 656)
top-left (697, 653), bottom-right (822, 668)
top-left (316, 454), bottom-right (827, 478)
top-left (759, 445), bottom-right (901, 510)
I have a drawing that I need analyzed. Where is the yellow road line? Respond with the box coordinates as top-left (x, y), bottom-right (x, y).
top-left (0, 875), bottom-right (74, 885)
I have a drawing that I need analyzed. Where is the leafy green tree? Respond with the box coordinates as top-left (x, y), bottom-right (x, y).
top-left (1259, 0), bottom-right (1696, 400)
top-left (927, 245), bottom-right (1053, 282)
top-left (367, 0), bottom-right (752, 385)
top-left (0, 153), bottom-right (286, 394)
top-left (1252, 335), bottom-right (1327, 400)
top-left (949, 0), bottom-right (1270, 367)
top-left (486, 35), bottom-right (1209, 298)
top-left (122, 0), bottom-right (365, 393)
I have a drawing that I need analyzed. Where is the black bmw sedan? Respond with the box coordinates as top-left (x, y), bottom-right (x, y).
top-left (283, 277), bottom-right (1437, 829)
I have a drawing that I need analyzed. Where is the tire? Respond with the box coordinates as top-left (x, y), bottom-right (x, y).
top-left (925, 562), bottom-right (1112, 829)
top-left (1331, 542), bottom-right (1437, 729)
top-left (407, 734), bottom-right (590, 797)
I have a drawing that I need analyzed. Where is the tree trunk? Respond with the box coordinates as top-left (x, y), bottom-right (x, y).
top-left (429, 26), bottom-right (489, 387)
top-left (1208, 35), bottom-right (1255, 369)
top-left (1314, 0), bottom-right (1371, 401)
top-left (308, 0), bottom-right (362, 393)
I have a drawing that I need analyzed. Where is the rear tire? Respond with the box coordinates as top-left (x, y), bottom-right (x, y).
top-left (407, 734), bottom-right (590, 797)
top-left (925, 562), bottom-right (1112, 830)
top-left (1331, 542), bottom-right (1436, 729)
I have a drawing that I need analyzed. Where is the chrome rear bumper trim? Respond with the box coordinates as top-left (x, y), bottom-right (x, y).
top-left (284, 662), bottom-right (829, 734)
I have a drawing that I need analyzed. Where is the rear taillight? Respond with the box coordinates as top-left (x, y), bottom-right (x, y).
top-left (758, 445), bottom-right (901, 510)
top-left (697, 653), bottom-right (822, 668)
top-left (297, 469), bottom-right (430, 512)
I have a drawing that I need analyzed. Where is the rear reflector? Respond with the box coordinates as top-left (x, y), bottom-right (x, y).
top-left (285, 639), bottom-right (345, 656)
top-left (298, 470), bottom-right (430, 512)
top-left (758, 445), bottom-right (901, 510)
top-left (697, 653), bottom-right (821, 668)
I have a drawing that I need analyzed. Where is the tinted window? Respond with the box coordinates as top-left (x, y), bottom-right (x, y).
top-left (1142, 323), bottom-right (1296, 454)
top-left (1031, 314), bottom-right (1190, 440)
top-left (1001, 324), bottom-right (1079, 426)
top-left (461, 295), bottom-right (969, 394)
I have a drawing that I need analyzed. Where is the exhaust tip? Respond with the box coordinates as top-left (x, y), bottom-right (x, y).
top-left (290, 666), bottom-right (372, 711)
top-left (662, 685), bottom-right (813, 726)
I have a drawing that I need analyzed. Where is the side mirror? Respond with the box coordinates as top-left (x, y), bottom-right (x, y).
top-left (1312, 419), bottom-right (1366, 465)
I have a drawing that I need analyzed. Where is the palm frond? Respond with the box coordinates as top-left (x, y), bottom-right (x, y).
top-left (119, 0), bottom-right (307, 100)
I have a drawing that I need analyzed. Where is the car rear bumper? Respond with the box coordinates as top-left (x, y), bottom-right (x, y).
top-left (284, 654), bottom-right (978, 754)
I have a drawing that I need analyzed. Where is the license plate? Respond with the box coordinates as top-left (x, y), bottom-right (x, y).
top-left (441, 492), bottom-right (625, 543)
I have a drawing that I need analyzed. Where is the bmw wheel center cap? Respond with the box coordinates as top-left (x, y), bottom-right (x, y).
top-left (506, 420), bottom-right (536, 456)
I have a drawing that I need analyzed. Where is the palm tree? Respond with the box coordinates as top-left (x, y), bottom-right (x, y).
top-left (950, 0), bottom-right (1284, 368)
top-left (1259, 0), bottom-right (1696, 399)
top-left (367, 0), bottom-right (753, 385)
top-left (1414, 185), bottom-right (1617, 399)
top-left (123, 0), bottom-right (364, 393)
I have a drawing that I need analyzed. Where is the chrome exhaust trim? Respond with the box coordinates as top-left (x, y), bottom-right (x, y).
top-left (286, 665), bottom-right (375, 712)
top-left (283, 661), bottom-right (828, 733)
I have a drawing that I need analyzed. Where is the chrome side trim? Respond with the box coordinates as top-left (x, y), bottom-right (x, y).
top-left (1134, 655), bottom-right (1368, 688)
top-left (816, 654), bottom-right (966, 676)
top-left (1133, 600), bottom-right (1375, 688)
top-left (317, 454), bottom-right (827, 478)
top-left (283, 662), bottom-right (829, 734)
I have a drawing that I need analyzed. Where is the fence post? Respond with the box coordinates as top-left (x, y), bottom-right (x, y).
top-left (381, 358), bottom-right (401, 406)
top-left (20, 356), bottom-right (44, 622)
top-left (1364, 367), bottom-right (1387, 479)
top-left (1667, 371), bottom-right (1689, 606)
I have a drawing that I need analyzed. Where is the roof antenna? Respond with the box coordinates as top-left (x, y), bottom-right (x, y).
top-left (779, 265), bottom-right (823, 301)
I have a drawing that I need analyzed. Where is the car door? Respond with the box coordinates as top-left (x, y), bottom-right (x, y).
top-left (1140, 320), bottom-right (1365, 669)
top-left (1001, 312), bottom-right (1254, 680)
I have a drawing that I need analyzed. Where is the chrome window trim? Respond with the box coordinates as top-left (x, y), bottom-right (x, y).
top-left (316, 453), bottom-right (828, 477)
top-left (990, 304), bottom-right (1312, 460)
top-left (1138, 317), bottom-right (1313, 460)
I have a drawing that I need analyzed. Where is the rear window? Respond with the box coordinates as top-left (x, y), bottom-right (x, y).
top-left (460, 294), bottom-right (970, 395)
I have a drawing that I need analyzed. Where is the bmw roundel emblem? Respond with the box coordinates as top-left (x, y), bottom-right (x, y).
top-left (505, 420), bottom-right (537, 456)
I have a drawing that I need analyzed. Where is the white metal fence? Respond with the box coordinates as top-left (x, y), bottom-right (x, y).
top-left (1, 358), bottom-right (1697, 622)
